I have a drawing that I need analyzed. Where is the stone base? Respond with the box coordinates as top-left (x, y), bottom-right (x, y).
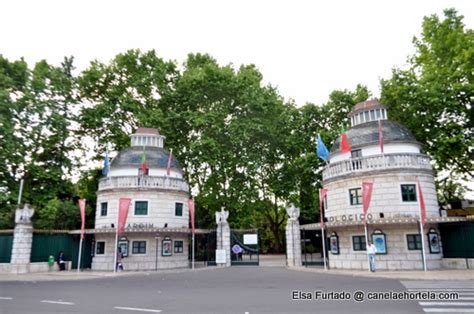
top-left (327, 224), bottom-right (443, 270)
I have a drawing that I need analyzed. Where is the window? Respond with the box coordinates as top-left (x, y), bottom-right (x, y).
top-left (352, 236), bottom-right (366, 251)
top-left (349, 188), bottom-right (362, 205)
top-left (351, 149), bottom-right (362, 158)
top-left (132, 241), bottom-right (146, 254)
top-left (175, 202), bottom-right (183, 216)
top-left (370, 110), bottom-right (375, 120)
top-left (407, 234), bottom-right (422, 250)
top-left (135, 201), bottom-right (148, 215)
top-left (100, 202), bottom-right (108, 216)
top-left (376, 109), bottom-right (381, 119)
top-left (96, 241), bottom-right (105, 255)
top-left (364, 111), bottom-right (370, 122)
top-left (401, 184), bottom-right (417, 202)
top-left (174, 240), bottom-right (184, 253)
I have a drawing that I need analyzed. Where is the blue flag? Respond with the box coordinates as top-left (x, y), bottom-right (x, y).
top-left (102, 150), bottom-right (109, 176)
top-left (316, 134), bottom-right (329, 161)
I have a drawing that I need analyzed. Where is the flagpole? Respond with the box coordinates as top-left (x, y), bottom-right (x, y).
top-left (321, 191), bottom-right (328, 271)
top-left (192, 232), bottom-right (195, 270)
top-left (364, 223), bottom-right (370, 272)
top-left (321, 227), bottom-right (327, 271)
top-left (77, 237), bottom-right (83, 273)
top-left (419, 219), bottom-right (427, 272)
top-left (113, 212), bottom-right (119, 273)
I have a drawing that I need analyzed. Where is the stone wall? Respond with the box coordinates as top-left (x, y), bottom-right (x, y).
top-left (325, 172), bottom-right (439, 222)
top-left (327, 224), bottom-right (442, 270)
top-left (91, 233), bottom-right (189, 271)
top-left (95, 190), bottom-right (189, 229)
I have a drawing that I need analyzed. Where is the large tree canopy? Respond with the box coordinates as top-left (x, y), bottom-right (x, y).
top-left (381, 9), bottom-right (473, 199)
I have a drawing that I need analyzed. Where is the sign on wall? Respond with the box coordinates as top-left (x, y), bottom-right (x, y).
top-left (243, 234), bottom-right (258, 245)
top-left (216, 249), bottom-right (226, 263)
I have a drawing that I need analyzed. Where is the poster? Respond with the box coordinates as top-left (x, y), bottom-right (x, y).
top-left (162, 238), bottom-right (172, 256)
top-left (372, 233), bottom-right (387, 254)
top-left (428, 232), bottom-right (441, 254)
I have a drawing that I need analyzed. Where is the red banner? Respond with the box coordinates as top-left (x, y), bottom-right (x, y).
top-left (188, 197), bottom-right (195, 234)
top-left (416, 178), bottom-right (427, 225)
top-left (319, 188), bottom-right (328, 228)
top-left (362, 182), bottom-right (374, 226)
top-left (118, 198), bottom-right (132, 235)
top-left (78, 199), bottom-right (86, 240)
top-left (378, 119), bottom-right (384, 154)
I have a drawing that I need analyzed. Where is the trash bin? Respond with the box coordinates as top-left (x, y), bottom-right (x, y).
top-left (48, 255), bottom-right (55, 271)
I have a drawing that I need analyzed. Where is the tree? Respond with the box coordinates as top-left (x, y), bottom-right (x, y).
top-left (0, 56), bottom-right (79, 228)
top-left (381, 9), bottom-right (473, 201)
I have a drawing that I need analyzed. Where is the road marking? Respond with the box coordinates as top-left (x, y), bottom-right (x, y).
top-left (0, 297), bottom-right (13, 300)
top-left (40, 300), bottom-right (75, 305)
top-left (419, 302), bottom-right (474, 306)
top-left (423, 309), bottom-right (474, 313)
top-left (460, 297), bottom-right (474, 300)
top-left (114, 306), bottom-right (162, 313)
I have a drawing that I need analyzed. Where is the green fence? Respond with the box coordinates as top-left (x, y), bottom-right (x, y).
top-left (31, 233), bottom-right (93, 269)
top-left (0, 234), bottom-right (13, 263)
top-left (440, 222), bottom-right (474, 258)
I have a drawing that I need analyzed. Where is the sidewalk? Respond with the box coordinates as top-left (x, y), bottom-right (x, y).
top-left (289, 266), bottom-right (474, 281)
top-left (0, 266), bottom-right (215, 282)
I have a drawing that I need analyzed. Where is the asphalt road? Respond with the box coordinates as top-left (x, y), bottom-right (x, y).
top-left (0, 267), bottom-right (424, 314)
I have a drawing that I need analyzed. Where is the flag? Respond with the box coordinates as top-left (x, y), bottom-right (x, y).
top-left (316, 134), bottom-right (329, 161)
top-left (319, 188), bottom-right (328, 228)
top-left (78, 199), bottom-right (86, 240)
top-left (140, 147), bottom-right (148, 175)
top-left (188, 197), bottom-right (195, 234)
top-left (117, 198), bottom-right (132, 235)
top-left (102, 150), bottom-right (109, 176)
top-left (340, 127), bottom-right (351, 153)
top-left (362, 182), bottom-right (374, 226)
top-left (416, 178), bottom-right (426, 226)
top-left (378, 119), bottom-right (384, 154)
top-left (166, 148), bottom-right (173, 176)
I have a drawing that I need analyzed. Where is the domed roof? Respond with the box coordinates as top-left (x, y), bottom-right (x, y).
top-left (330, 120), bottom-right (418, 153)
top-left (110, 146), bottom-right (182, 172)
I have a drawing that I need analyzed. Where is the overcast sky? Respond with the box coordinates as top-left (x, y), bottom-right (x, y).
top-left (1, 0), bottom-right (473, 106)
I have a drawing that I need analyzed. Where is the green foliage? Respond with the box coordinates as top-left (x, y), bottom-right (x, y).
top-left (0, 55), bottom-right (80, 229)
top-left (381, 8), bottom-right (473, 200)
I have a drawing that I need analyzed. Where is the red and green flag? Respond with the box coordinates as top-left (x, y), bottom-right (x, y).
top-left (140, 147), bottom-right (148, 175)
top-left (340, 126), bottom-right (351, 153)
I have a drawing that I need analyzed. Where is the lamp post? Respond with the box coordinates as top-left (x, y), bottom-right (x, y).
top-left (155, 233), bottom-right (160, 271)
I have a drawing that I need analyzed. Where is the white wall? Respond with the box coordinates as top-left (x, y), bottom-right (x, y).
top-left (109, 168), bottom-right (182, 178)
top-left (331, 143), bottom-right (421, 163)
top-left (95, 190), bottom-right (189, 229)
top-left (325, 172), bottom-right (439, 220)
top-left (91, 234), bottom-right (189, 271)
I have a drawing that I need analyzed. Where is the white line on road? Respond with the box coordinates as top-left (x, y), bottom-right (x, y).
top-left (423, 309), bottom-right (474, 313)
top-left (114, 306), bottom-right (162, 313)
top-left (419, 302), bottom-right (474, 306)
top-left (40, 300), bottom-right (75, 305)
top-left (0, 297), bottom-right (13, 300)
top-left (460, 297), bottom-right (474, 300)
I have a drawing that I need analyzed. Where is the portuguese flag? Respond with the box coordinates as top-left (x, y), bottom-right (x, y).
top-left (140, 147), bottom-right (148, 175)
top-left (340, 126), bottom-right (351, 153)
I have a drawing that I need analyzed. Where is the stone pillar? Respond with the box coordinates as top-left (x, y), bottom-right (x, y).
top-left (10, 204), bottom-right (35, 274)
top-left (285, 205), bottom-right (302, 267)
top-left (216, 209), bottom-right (231, 267)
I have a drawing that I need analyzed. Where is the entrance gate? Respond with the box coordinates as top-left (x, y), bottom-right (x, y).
top-left (301, 229), bottom-right (325, 267)
top-left (230, 229), bottom-right (259, 266)
top-left (192, 231), bottom-right (217, 266)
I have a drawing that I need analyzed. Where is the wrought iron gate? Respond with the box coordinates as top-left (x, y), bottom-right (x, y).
top-left (230, 229), bottom-right (259, 266)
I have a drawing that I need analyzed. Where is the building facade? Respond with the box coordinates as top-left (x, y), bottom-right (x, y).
top-left (321, 99), bottom-right (452, 270)
top-left (91, 128), bottom-right (190, 271)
